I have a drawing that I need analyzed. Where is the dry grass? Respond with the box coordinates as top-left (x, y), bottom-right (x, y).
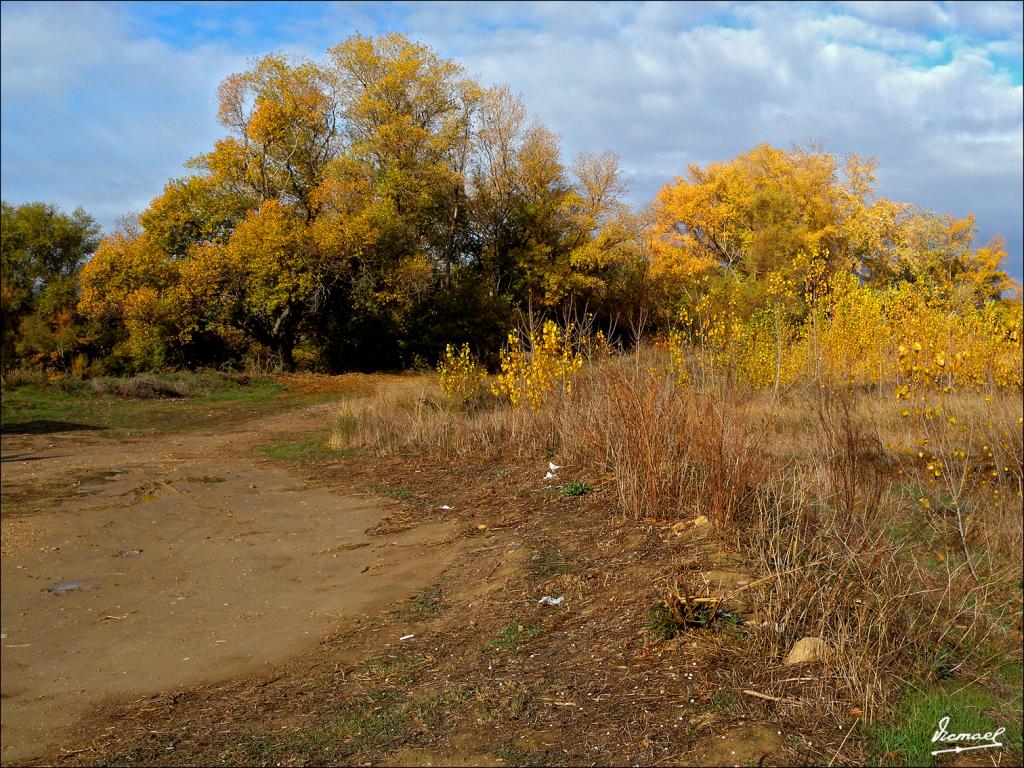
top-left (330, 348), bottom-right (1023, 749)
top-left (331, 357), bottom-right (775, 524)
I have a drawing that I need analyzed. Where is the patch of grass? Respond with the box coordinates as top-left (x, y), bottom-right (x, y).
top-left (408, 691), bottom-right (451, 732)
top-left (355, 650), bottom-right (424, 687)
top-left (560, 479), bottom-right (593, 497)
top-left (496, 742), bottom-right (547, 767)
top-left (232, 690), bottom-right (419, 763)
top-left (995, 659), bottom-right (1023, 687)
top-left (379, 484), bottom-right (415, 501)
top-left (258, 436), bottom-right (354, 462)
top-left (709, 687), bottom-right (740, 713)
top-left (1, 374), bottom-right (330, 437)
top-left (336, 692), bottom-right (411, 754)
top-left (407, 583), bottom-right (443, 616)
top-left (390, 583), bottom-right (445, 622)
top-left (865, 682), bottom-right (1016, 767)
top-left (490, 621), bottom-right (541, 651)
top-left (307, 690), bottom-right (452, 757)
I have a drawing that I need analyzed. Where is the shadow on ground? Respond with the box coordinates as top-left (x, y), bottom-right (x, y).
top-left (1, 420), bottom-right (107, 436)
top-left (0, 453), bottom-right (70, 463)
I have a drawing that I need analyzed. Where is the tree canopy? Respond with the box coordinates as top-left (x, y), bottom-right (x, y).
top-left (2, 34), bottom-right (1017, 377)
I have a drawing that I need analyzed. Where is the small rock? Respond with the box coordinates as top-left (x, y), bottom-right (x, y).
top-left (785, 636), bottom-right (831, 665)
top-left (692, 515), bottom-right (710, 527)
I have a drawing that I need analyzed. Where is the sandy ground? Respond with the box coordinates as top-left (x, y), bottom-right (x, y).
top-left (0, 403), bottom-right (462, 763)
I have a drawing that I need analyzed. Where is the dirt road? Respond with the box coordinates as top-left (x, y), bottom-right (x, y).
top-left (0, 403), bottom-right (461, 763)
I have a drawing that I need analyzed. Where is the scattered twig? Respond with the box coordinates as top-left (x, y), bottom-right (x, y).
top-left (828, 718), bottom-right (859, 767)
top-left (741, 689), bottom-right (799, 704)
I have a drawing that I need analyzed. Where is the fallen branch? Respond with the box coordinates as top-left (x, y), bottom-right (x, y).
top-left (741, 689), bottom-right (799, 704)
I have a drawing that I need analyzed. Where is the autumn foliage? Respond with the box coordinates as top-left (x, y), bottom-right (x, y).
top-left (1, 34), bottom-right (1020, 386)
top-left (61, 34), bottom-right (646, 373)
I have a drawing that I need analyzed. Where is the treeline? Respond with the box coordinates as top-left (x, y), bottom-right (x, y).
top-left (1, 33), bottom-right (1019, 376)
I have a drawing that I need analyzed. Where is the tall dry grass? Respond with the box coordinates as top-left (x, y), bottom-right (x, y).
top-left (331, 348), bottom-right (1023, 723)
top-left (331, 355), bottom-right (775, 524)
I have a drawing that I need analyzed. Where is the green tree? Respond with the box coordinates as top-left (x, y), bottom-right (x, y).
top-left (1, 201), bottom-right (100, 370)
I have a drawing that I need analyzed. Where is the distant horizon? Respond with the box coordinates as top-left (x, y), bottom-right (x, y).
top-left (2, 1), bottom-right (1022, 278)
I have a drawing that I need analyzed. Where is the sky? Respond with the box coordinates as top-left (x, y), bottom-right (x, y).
top-left (2, 1), bottom-right (1022, 278)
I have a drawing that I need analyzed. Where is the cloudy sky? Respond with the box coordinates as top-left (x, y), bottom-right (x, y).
top-left (2, 1), bottom-right (1022, 277)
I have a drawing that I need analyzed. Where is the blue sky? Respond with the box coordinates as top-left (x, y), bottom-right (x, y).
top-left (2, 1), bottom-right (1022, 278)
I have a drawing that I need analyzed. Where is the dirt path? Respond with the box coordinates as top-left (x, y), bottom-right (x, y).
top-left (0, 403), bottom-right (462, 764)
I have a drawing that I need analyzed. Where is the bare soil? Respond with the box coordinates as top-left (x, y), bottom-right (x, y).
top-left (1, 402), bottom-right (464, 764)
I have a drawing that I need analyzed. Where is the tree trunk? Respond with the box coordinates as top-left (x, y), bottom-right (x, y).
top-left (278, 342), bottom-right (296, 373)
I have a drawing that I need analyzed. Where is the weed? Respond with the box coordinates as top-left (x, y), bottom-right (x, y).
top-left (560, 479), bottom-right (593, 497)
top-left (259, 435), bottom-right (355, 462)
top-left (381, 485), bottom-right (414, 501)
top-left (647, 602), bottom-right (685, 642)
top-left (646, 599), bottom-right (720, 642)
top-left (490, 621), bottom-right (541, 651)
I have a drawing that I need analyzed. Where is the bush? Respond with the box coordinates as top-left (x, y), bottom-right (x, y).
top-left (91, 374), bottom-right (189, 399)
top-left (0, 367), bottom-right (48, 388)
top-left (437, 343), bottom-right (486, 404)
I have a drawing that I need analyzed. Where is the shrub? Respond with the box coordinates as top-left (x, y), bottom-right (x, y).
top-left (492, 320), bottom-right (583, 410)
top-left (437, 343), bottom-right (486, 404)
top-left (91, 374), bottom-right (188, 399)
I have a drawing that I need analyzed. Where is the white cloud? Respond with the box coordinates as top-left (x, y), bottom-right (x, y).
top-left (1, 2), bottom-right (246, 223)
top-left (401, 1), bottom-right (1023, 273)
top-left (1, 1), bottom-right (1021, 276)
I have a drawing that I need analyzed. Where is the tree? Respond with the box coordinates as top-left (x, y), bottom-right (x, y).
top-left (1, 201), bottom-right (100, 369)
top-left (650, 143), bottom-right (1015, 326)
top-left (75, 34), bottom-right (652, 371)
top-left (78, 219), bottom-right (181, 369)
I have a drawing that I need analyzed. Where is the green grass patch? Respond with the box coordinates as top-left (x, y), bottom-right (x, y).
top-left (559, 479), bottom-right (593, 497)
top-left (490, 621), bottom-right (541, 651)
top-left (1, 374), bottom-right (331, 438)
top-left (865, 681), bottom-right (1021, 766)
top-left (406, 584), bottom-right (443, 616)
top-left (375, 484), bottom-right (415, 501)
top-left (258, 435), bottom-right (355, 462)
top-left (496, 743), bottom-right (547, 767)
top-left (228, 689), bottom-right (455, 763)
top-left (389, 583), bottom-right (445, 623)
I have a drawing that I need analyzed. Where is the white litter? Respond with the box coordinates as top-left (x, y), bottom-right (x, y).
top-left (439, 505), bottom-right (452, 510)
top-left (538, 595), bottom-right (564, 606)
top-left (548, 461), bottom-right (562, 471)
top-left (544, 471), bottom-right (557, 480)
top-left (399, 634), bottom-right (415, 641)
